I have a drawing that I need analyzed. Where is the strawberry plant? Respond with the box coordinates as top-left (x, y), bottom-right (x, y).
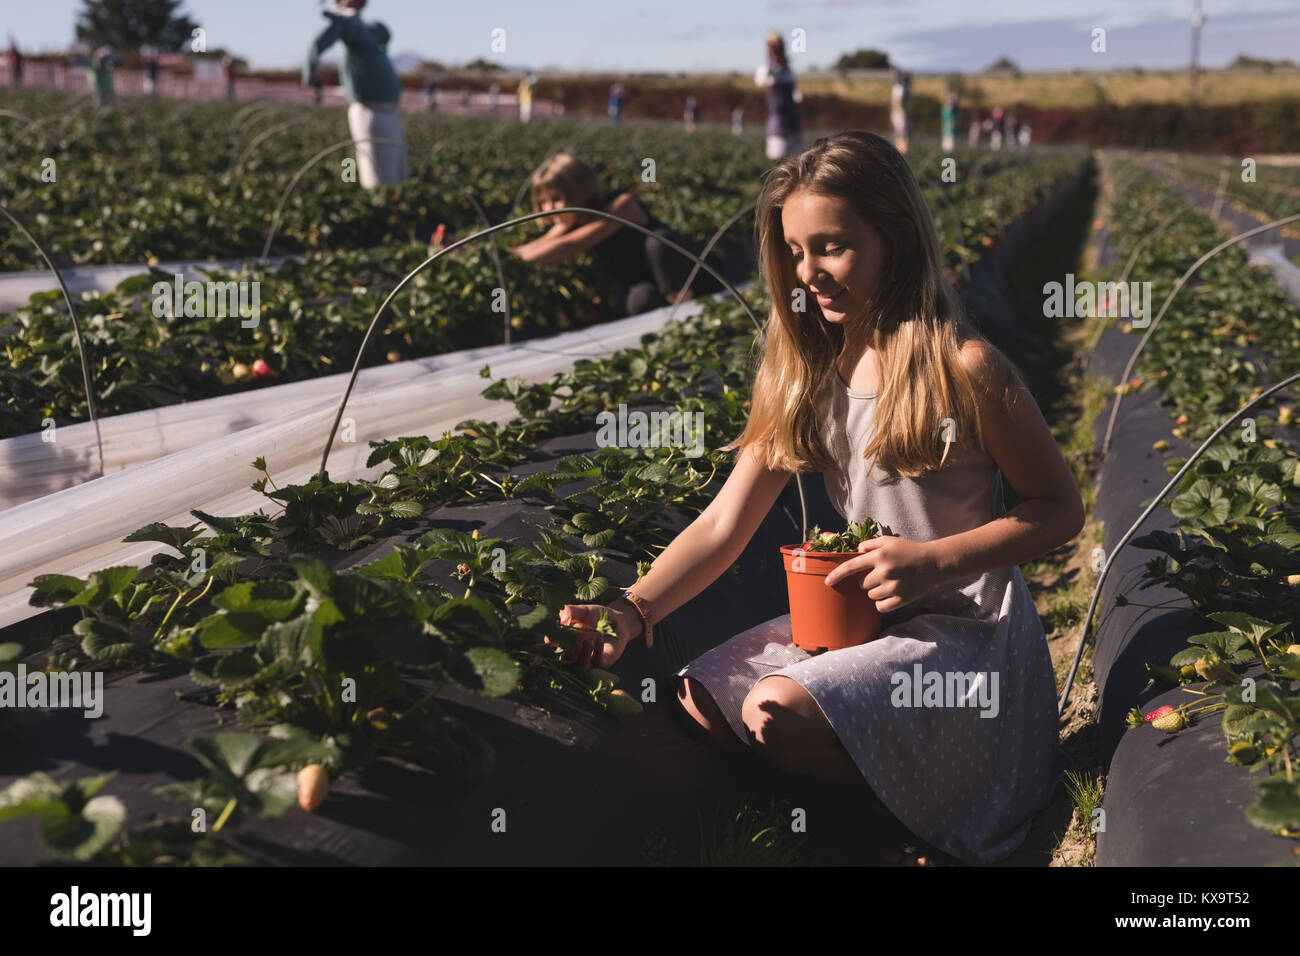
top-left (1105, 164), bottom-right (1300, 838)
top-left (801, 519), bottom-right (880, 552)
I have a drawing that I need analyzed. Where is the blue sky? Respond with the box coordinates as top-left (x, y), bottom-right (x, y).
top-left (5, 0), bottom-right (1298, 72)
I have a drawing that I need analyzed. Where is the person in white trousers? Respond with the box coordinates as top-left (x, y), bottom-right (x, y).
top-left (305, 0), bottom-right (409, 190)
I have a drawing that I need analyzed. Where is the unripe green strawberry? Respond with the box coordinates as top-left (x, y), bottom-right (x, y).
top-left (581, 667), bottom-right (619, 689)
top-left (605, 688), bottom-right (643, 716)
top-left (1151, 708), bottom-right (1188, 733)
top-left (1145, 661), bottom-right (1181, 686)
top-left (1179, 664), bottom-right (1198, 680)
top-left (297, 764), bottom-right (329, 811)
top-left (1194, 653), bottom-right (1230, 681)
top-left (1229, 740), bottom-right (1258, 764)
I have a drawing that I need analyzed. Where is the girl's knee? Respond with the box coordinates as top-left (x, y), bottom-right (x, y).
top-left (625, 281), bottom-right (662, 316)
top-left (675, 676), bottom-right (745, 751)
top-left (741, 677), bottom-right (820, 768)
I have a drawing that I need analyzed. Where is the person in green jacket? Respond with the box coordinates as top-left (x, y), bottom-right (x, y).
top-left (303, 0), bottom-right (409, 189)
top-left (88, 45), bottom-right (120, 106)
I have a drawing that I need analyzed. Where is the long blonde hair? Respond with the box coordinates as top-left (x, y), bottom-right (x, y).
top-left (721, 130), bottom-right (1019, 479)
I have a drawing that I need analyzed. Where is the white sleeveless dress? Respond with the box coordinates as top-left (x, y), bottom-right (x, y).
top-left (675, 371), bottom-right (1065, 863)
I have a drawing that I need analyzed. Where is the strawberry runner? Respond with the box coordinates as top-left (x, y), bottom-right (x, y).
top-left (676, 371), bottom-right (1066, 864)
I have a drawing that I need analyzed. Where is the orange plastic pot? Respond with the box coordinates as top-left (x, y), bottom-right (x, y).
top-left (780, 544), bottom-right (883, 653)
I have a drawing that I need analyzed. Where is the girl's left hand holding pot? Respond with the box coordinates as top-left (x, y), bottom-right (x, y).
top-left (822, 536), bottom-right (945, 613)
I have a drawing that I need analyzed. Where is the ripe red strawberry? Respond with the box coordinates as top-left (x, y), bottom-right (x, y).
top-left (432, 223), bottom-right (447, 248)
top-left (251, 358), bottom-right (279, 382)
top-left (1143, 705), bottom-right (1173, 723)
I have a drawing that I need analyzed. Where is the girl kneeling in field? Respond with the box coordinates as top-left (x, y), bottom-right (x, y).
top-left (558, 130), bottom-right (1083, 864)
top-left (508, 152), bottom-right (726, 318)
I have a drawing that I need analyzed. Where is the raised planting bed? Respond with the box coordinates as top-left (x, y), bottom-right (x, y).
top-left (1083, 161), bottom-right (1300, 865)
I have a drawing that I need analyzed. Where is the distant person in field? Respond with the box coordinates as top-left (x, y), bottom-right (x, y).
top-left (518, 73), bottom-right (534, 123)
top-left (88, 45), bottom-right (120, 106)
top-left (7, 37), bottom-right (23, 88)
top-left (890, 68), bottom-right (912, 154)
top-left (510, 152), bottom-right (726, 318)
top-left (304, 0), bottom-right (409, 189)
top-left (608, 82), bottom-right (625, 125)
top-left (990, 106), bottom-right (1005, 150)
top-left (221, 53), bottom-right (236, 101)
top-left (142, 46), bottom-right (160, 96)
top-left (684, 94), bottom-right (698, 133)
top-left (941, 91), bottom-right (958, 153)
top-left (757, 31), bottom-right (802, 160)
top-left (732, 106), bottom-right (744, 134)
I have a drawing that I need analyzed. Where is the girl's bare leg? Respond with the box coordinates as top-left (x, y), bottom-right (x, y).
top-left (741, 676), bottom-right (863, 783)
top-left (674, 676), bottom-right (748, 755)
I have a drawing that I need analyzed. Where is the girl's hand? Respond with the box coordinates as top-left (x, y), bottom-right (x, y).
top-left (549, 604), bottom-right (638, 669)
top-left (822, 536), bottom-right (945, 614)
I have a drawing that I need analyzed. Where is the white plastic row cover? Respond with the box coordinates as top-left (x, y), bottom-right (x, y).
top-left (0, 293), bottom-right (727, 632)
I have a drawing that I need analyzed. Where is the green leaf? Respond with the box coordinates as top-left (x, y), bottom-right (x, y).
top-left (122, 521), bottom-right (205, 553)
top-left (457, 647), bottom-right (519, 697)
top-left (211, 579), bottom-right (304, 621)
top-left (79, 566), bottom-right (141, 604)
top-left (74, 617), bottom-right (131, 656)
top-left (515, 604), bottom-right (549, 629)
top-left (196, 611), bottom-right (264, 649)
top-left (1205, 611), bottom-right (1288, 645)
top-left (27, 573), bottom-right (89, 607)
top-left (39, 795), bottom-right (126, 861)
top-left (1244, 773), bottom-right (1300, 832)
top-left (0, 774), bottom-right (62, 824)
top-left (293, 558), bottom-right (335, 598)
top-left (388, 500), bottom-right (423, 518)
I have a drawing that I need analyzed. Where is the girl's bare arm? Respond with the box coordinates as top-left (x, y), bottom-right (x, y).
top-left (930, 342), bottom-right (1086, 582)
top-left (511, 193), bottom-right (645, 264)
top-left (624, 442), bottom-right (794, 627)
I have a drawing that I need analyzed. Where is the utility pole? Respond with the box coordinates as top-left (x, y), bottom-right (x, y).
top-left (1190, 0), bottom-right (1206, 105)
